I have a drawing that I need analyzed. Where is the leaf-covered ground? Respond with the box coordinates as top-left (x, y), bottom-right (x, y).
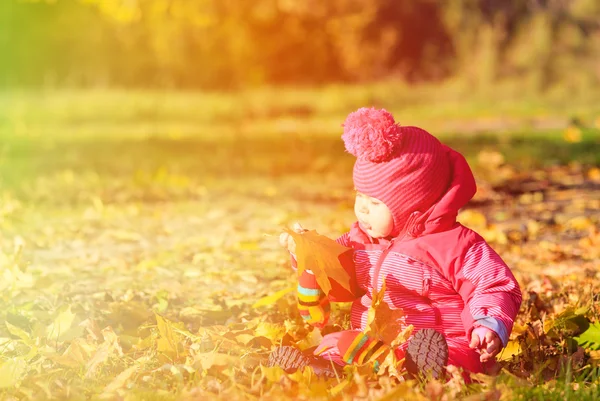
top-left (1, 92), bottom-right (600, 400)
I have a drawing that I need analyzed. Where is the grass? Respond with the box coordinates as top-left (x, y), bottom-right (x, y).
top-left (2, 127), bottom-right (598, 206)
top-left (1, 81), bottom-right (600, 140)
top-left (0, 87), bottom-right (599, 400)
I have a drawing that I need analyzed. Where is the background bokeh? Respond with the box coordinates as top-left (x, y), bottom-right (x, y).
top-left (2, 0), bottom-right (600, 91)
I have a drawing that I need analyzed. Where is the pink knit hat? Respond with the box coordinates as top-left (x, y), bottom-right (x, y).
top-left (342, 107), bottom-right (451, 237)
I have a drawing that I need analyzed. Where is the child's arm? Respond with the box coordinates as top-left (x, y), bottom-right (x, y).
top-left (280, 224), bottom-right (360, 302)
top-left (296, 268), bottom-right (330, 327)
top-left (279, 224), bottom-right (360, 327)
top-left (448, 241), bottom-right (522, 348)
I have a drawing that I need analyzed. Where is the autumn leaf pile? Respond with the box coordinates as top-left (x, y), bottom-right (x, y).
top-left (0, 122), bottom-right (599, 401)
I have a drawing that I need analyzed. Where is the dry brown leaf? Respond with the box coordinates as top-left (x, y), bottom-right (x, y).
top-left (365, 279), bottom-right (406, 344)
top-left (296, 327), bottom-right (323, 351)
top-left (102, 365), bottom-right (138, 394)
top-left (50, 339), bottom-right (92, 368)
top-left (377, 349), bottom-right (404, 380)
top-left (195, 352), bottom-right (238, 371)
top-left (589, 350), bottom-right (600, 365)
top-left (284, 228), bottom-right (353, 295)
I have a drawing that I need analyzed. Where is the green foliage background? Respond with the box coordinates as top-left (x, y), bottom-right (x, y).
top-left (2, 0), bottom-right (600, 91)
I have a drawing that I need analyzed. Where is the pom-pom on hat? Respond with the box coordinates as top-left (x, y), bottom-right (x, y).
top-left (342, 107), bottom-right (451, 237)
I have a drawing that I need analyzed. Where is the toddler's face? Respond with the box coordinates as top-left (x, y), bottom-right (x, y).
top-left (354, 191), bottom-right (393, 238)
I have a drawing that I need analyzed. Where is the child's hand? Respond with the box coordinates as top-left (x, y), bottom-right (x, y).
top-left (469, 326), bottom-right (502, 362)
top-left (279, 222), bottom-right (308, 254)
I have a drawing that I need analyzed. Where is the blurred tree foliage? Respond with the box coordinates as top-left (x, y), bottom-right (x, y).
top-left (1, 0), bottom-right (599, 90)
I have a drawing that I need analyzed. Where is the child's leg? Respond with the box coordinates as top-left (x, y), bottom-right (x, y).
top-left (445, 336), bottom-right (484, 374)
top-left (395, 331), bottom-right (484, 380)
top-left (315, 330), bottom-right (388, 366)
top-left (399, 329), bottom-right (448, 380)
top-left (313, 330), bottom-right (489, 380)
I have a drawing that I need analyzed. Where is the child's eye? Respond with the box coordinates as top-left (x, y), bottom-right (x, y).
top-left (370, 200), bottom-right (380, 206)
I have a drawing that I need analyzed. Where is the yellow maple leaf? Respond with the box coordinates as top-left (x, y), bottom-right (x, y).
top-left (498, 339), bottom-right (522, 361)
top-left (365, 279), bottom-right (407, 345)
top-left (377, 347), bottom-right (404, 379)
top-left (589, 350), bottom-right (600, 365)
top-left (284, 228), bottom-right (353, 295)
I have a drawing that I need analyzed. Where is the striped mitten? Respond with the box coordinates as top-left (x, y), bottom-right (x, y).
top-left (297, 269), bottom-right (330, 328)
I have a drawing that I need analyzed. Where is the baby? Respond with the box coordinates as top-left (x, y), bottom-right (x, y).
top-left (279, 107), bottom-right (522, 377)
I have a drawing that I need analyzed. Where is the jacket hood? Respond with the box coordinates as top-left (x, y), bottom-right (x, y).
top-left (414, 145), bottom-right (477, 236)
top-left (350, 145), bottom-right (476, 243)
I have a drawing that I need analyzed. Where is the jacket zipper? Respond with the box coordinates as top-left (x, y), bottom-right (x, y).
top-left (423, 275), bottom-right (431, 298)
top-left (371, 238), bottom-right (395, 293)
top-left (371, 212), bottom-right (420, 293)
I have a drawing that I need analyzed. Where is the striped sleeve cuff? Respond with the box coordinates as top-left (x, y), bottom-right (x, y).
top-left (473, 315), bottom-right (509, 346)
top-left (297, 269), bottom-right (329, 327)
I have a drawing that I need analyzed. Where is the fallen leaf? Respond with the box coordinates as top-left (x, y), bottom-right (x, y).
top-left (254, 322), bottom-right (285, 342)
top-left (284, 228), bottom-right (353, 295)
top-left (589, 350), bottom-right (600, 365)
top-left (5, 321), bottom-right (32, 346)
top-left (296, 327), bottom-right (323, 351)
top-left (252, 287), bottom-right (293, 308)
top-left (195, 352), bottom-right (238, 371)
top-left (574, 322), bottom-right (600, 350)
top-left (498, 340), bottom-right (522, 361)
top-left (85, 347), bottom-right (110, 379)
top-left (365, 279), bottom-right (406, 344)
top-left (372, 379), bottom-right (419, 401)
top-left (235, 334), bottom-right (255, 345)
top-left (102, 364), bottom-right (138, 394)
top-left (259, 365), bottom-right (286, 382)
top-left (329, 378), bottom-right (351, 396)
top-left (377, 348), bottom-right (404, 380)
top-left (0, 358), bottom-right (26, 389)
top-left (46, 305), bottom-right (83, 343)
top-left (155, 314), bottom-right (185, 359)
top-left (49, 339), bottom-right (91, 368)
top-left (85, 327), bottom-right (124, 379)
